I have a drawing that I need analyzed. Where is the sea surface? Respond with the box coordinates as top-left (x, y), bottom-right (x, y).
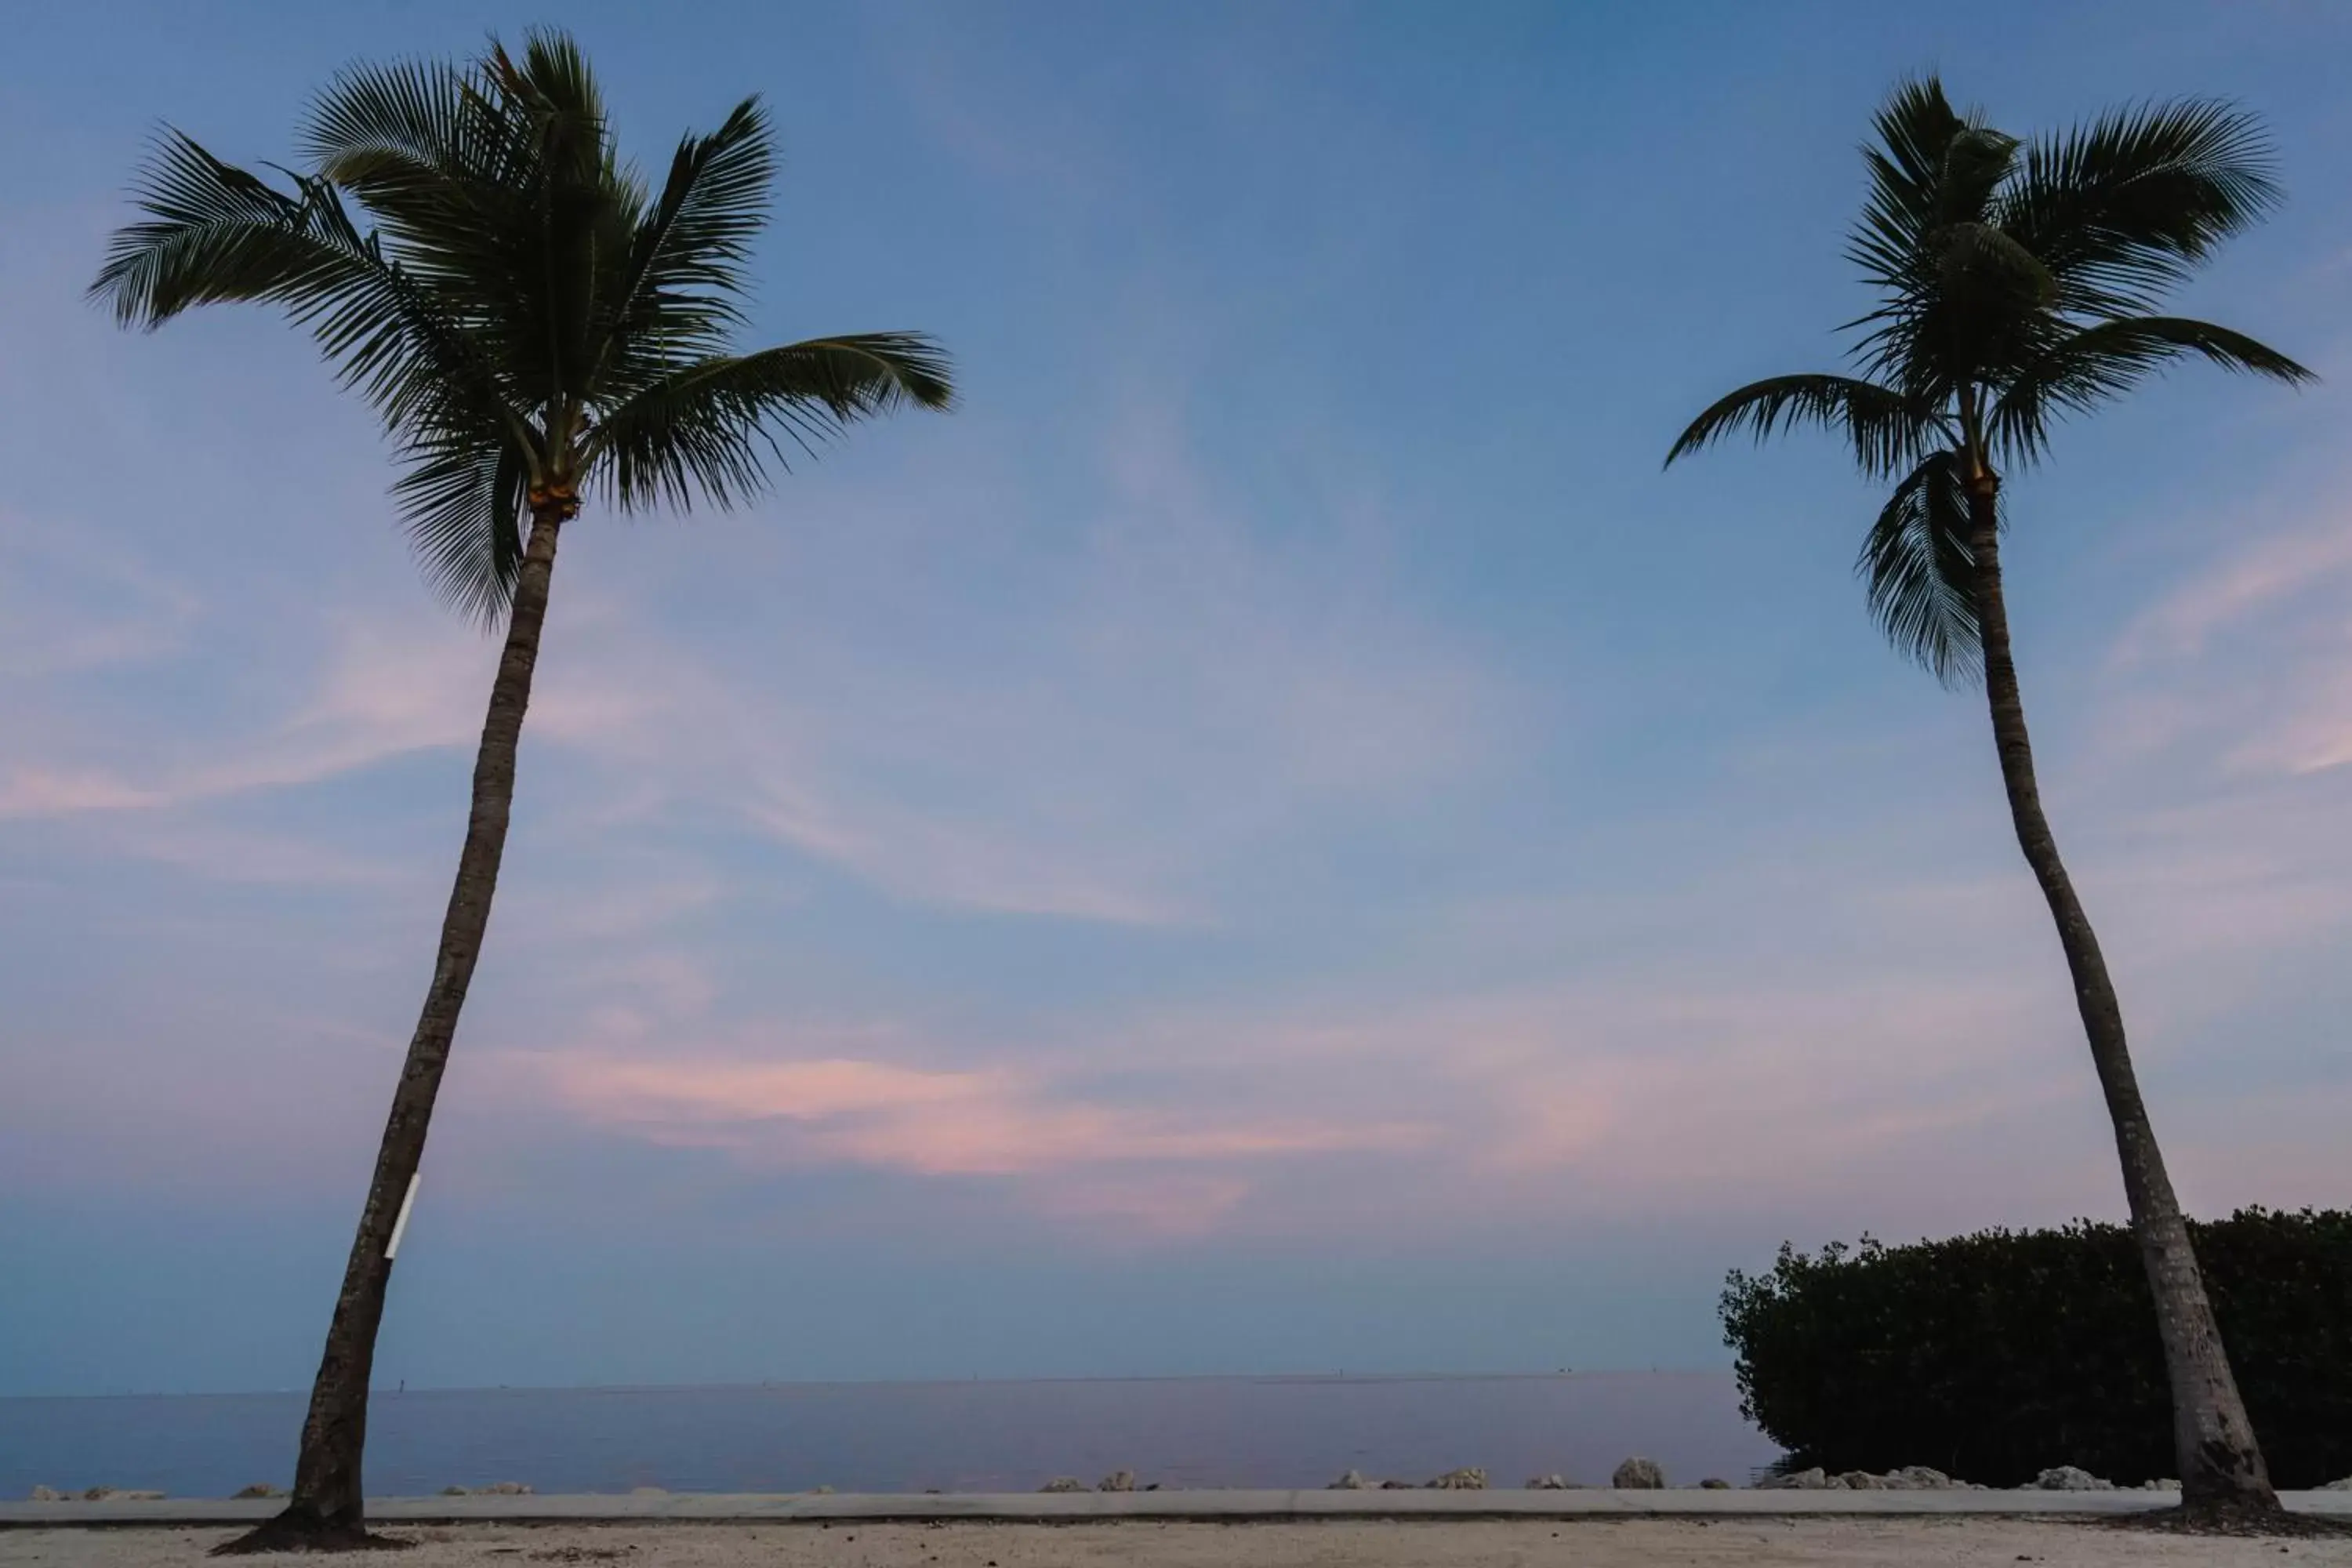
top-left (1, 1374), bottom-right (1782, 1498)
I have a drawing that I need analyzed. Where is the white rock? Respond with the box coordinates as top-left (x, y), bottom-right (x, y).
top-left (1098, 1471), bottom-right (1136, 1493)
top-left (1038, 1477), bottom-right (1088, 1494)
top-left (230, 1485), bottom-right (285, 1500)
top-left (1756, 1467), bottom-right (1831, 1490)
top-left (2032, 1465), bottom-right (2113, 1491)
top-left (1525, 1474), bottom-right (1573, 1490)
top-left (2320, 1476), bottom-right (2352, 1491)
top-left (1820, 1468), bottom-right (1965, 1491)
top-left (1613, 1457), bottom-right (1665, 1490)
top-left (28, 1486), bottom-right (65, 1502)
top-left (1327, 1470), bottom-right (1371, 1490)
top-left (1428, 1468), bottom-right (1486, 1490)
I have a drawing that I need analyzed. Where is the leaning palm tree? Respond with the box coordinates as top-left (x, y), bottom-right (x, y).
top-left (1667, 78), bottom-right (2309, 1513)
top-left (93, 33), bottom-right (952, 1549)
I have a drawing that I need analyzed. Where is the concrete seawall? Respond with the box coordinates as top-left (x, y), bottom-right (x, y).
top-left (6, 1489), bottom-right (2350, 1526)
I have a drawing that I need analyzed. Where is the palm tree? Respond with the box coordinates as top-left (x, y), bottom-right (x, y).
top-left (93, 33), bottom-right (953, 1548)
top-left (1667, 78), bottom-right (2310, 1512)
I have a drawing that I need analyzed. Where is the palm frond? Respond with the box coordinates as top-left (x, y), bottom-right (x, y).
top-left (1859, 449), bottom-right (1981, 685)
top-left (1849, 77), bottom-right (1973, 293)
top-left (1998, 98), bottom-right (2281, 316)
top-left (1867, 77), bottom-right (1971, 225)
top-left (92, 132), bottom-right (347, 326)
top-left (90, 133), bottom-right (510, 434)
top-left (492, 30), bottom-right (608, 191)
top-left (300, 56), bottom-right (486, 189)
top-left (1932, 126), bottom-right (2021, 228)
top-left (1844, 82), bottom-right (2036, 398)
top-left (1991, 314), bottom-right (2315, 459)
top-left (1664, 373), bottom-right (1936, 477)
top-left (388, 437), bottom-right (531, 625)
top-left (1933, 221), bottom-right (2054, 308)
top-left (511, 29), bottom-right (604, 124)
top-left (297, 56), bottom-right (539, 332)
top-left (281, 170), bottom-right (528, 440)
top-left (589, 333), bottom-right (954, 512)
top-left (91, 128), bottom-right (540, 616)
top-left (595, 97), bottom-right (771, 383)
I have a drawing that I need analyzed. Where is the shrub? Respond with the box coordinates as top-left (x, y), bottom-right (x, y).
top-left (1719, 1207), bottom-right (2352, 1487)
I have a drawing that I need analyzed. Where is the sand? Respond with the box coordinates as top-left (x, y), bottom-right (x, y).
top-left (4, 1520), bottom-right (2349, 1568)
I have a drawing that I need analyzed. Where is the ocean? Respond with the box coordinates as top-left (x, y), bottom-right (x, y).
top-left (2, 1374), bottom-right (1778, 1498)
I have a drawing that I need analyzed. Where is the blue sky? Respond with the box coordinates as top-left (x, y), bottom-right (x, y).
top-left (3, 0), bottom-right (2349, 1396)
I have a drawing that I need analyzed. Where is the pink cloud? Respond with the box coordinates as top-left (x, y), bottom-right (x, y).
top-left (0, 615), bottom-right (493, 822)
top-left (522, 1051), bottom-right (1436, 1181)
top-left (2113, 512), bottom-right (2352, 665)
top-left (2091, 499), bottom-right (2352, 781)
top-left (2235, 674), bottom-right (2352, 777)
top-left (0, 766), bottom-right (166, 815)
top-left (0, 512), bottom-right (201, 681)
top-left (465, 958), bottom-right (2138, 1243)
top-left (1027, 1174), bottom-right (1253, 1236)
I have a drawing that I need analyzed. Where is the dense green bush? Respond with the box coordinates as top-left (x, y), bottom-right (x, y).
top-left (1720, 1208), bottom-right (2352, 1487)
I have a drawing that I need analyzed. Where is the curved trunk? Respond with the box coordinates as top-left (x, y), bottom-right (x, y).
top-left (230, 507), bottom-right (567, 1548)
top-left (1964, 478), bottom-right (2274, 1509)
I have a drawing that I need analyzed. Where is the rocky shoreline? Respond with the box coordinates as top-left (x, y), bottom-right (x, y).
top-left (25, 1465), bottom-right (2352, 1501)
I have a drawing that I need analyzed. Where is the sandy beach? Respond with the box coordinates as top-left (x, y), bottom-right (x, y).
top-left (6, 1521), bottom-right (2350, 1568)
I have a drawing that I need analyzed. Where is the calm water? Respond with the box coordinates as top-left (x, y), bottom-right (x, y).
top-left (0, 1374), bottom-right (1781, 1497)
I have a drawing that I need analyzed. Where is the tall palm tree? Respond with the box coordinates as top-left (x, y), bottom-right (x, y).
top-left (93, 33), bottom-right (953, 1549)
top-left (1667, 78), bottom-right (2310, 1512)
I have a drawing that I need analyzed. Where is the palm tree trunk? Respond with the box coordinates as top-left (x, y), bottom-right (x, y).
top-left (225, 506), bottom-right (568, 1552)
top-left (1964, 479), bottom-right (2274, 1509)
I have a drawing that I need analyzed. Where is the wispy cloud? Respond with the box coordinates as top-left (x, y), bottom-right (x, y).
top-left (2112, 512), bottom-right (2352, 666)
top-left (4, 388), bottom-right (1514, 931)
top-left (477, 399), bottom-right (1513, 926)
top-left (463, 953), bottom-right (2098, 1241)
top-left (0, 517), bottom-right (202, 681)
top-left (2100, 502), bottom-right (2352, 779)
top-left (0, 614), bottom-right (492, 821)
top-left (510, 1044), bottom-right (1430, 1189)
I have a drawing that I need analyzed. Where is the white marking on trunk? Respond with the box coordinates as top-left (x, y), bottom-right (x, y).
top-left (386, 1173), bottom-right (421, 1261)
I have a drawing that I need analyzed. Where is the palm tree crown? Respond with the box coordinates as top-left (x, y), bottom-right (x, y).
top-left (1667, 77), bottom-right (2310, 682)
top-left (93, 30), bottom-right (953, 622)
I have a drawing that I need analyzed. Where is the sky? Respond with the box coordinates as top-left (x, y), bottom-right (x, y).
top-left (2, 0), bottom-right (2349, 1398)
